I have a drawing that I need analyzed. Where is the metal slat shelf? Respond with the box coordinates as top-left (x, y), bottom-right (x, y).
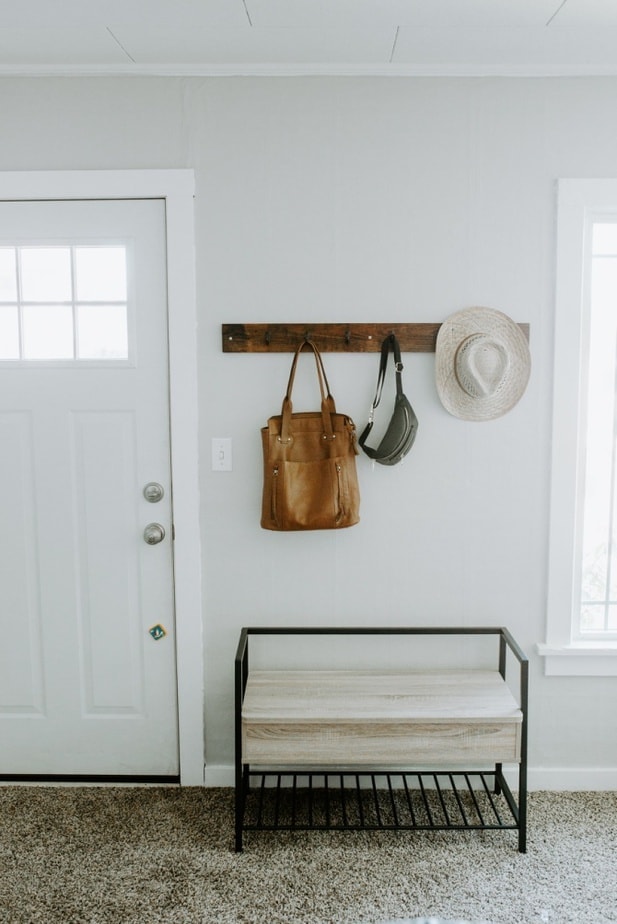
top-left (240, 770), bottom-right (520, 838)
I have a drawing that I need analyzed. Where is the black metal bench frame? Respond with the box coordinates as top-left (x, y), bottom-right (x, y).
top-left (234, 627), bottom-right (528, 853)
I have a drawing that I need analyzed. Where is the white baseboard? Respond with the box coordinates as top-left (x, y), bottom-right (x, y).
top-left (203, 764), bottom-right (617, 791)
top-left (204, 765), bottom-right (235, 787)
top-left (527, 767), bottom-right (617, 790)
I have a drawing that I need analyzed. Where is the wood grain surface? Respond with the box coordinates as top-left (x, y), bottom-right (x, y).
top-left (242, 670), bottom-right (522, 766)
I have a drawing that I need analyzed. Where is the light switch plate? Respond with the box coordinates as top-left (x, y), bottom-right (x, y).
top-left (211, 437), bottom-right (232, 472)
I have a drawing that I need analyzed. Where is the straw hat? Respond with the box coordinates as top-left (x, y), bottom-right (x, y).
top-left (435, 307), bottom-right (530, 421)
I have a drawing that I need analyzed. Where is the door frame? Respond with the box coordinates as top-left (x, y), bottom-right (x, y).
top-left (0, 170), bottom-right (204, 785)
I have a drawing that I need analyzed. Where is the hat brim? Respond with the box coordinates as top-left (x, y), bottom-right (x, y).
top-left (435, 307), bottom-right (531, 421)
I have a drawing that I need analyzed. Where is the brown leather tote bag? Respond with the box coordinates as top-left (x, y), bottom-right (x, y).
top-left (261, 340), bottom-right (360, 531)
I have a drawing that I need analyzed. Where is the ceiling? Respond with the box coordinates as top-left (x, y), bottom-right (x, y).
top-left (2, 0), bottom-right (617, 77)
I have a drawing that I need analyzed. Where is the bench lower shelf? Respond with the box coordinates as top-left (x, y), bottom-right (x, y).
top-left (236, 768), bottom-right (522, 849)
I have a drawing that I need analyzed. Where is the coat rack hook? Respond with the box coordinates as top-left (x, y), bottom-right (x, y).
top-left (344, 327), bottom-right (351, 345)
top-left (265, 329), bottom-right (271, 346)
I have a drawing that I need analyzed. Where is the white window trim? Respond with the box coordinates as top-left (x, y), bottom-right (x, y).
top-left (540, 178), bottom-right (617, 676)
top-left (0, 170), bottom-right (204, 780)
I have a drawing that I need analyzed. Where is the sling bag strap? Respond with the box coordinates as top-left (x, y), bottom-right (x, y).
top-left (358, 333), bottom-right (404, 458)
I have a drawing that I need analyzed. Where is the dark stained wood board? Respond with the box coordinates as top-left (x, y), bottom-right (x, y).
top-left (222, 322), bottom-right (530, 353)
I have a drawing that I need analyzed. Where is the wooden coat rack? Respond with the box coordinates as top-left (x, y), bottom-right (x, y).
top-left (222, 322), bottom-right (530, 353)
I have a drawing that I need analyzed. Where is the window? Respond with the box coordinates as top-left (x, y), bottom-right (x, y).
top-left (541, 180), bottom-right (617, 675)
top-left (579, 224), bottom-right (617, 635)
top-left (0, 244), bottom-right (129, 361)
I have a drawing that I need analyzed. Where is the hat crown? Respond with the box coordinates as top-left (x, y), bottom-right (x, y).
top-left (435, 306), bottom-right (531, 420)
top-left (455, 334), bottom-right (509, 398)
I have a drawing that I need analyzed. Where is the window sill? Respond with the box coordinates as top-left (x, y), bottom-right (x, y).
top-left (537, 642), bottom-right (617, 676)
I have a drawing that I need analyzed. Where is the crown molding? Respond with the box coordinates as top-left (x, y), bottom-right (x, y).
top-left (1, 62), bottom-right (617, 78)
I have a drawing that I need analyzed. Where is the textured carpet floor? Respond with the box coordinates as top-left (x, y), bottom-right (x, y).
top-left (0, 788), bottom-right (615, 924)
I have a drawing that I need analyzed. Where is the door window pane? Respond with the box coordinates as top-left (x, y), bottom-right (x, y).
top-left (20, 248), bottom-right (72, 302)
top-left (22, 305), bottom-right (73, 359)
top-left (0, 249), bottom-right (17, 300)
top-left (75, 247), bottom-right (127, 302)
top-left (0, 305), bottom-right (19, 359)
top-left (77, 304), bottom-right (128, 359)
top-left (0, 244), bottom-right (129, 363)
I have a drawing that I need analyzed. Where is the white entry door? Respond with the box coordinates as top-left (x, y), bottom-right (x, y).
top-left (0, 198), bottom-right (179, 777)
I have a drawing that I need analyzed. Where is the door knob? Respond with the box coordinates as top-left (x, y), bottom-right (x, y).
top-left (143, 523), bottom-right (165, 545)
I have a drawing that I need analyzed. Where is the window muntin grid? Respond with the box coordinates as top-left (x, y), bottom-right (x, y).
top-left (0, 244), bottom-right (129, 362)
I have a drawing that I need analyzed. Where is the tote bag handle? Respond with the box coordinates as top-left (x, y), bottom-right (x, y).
top-left (280, 340), bottom-right (336, 444)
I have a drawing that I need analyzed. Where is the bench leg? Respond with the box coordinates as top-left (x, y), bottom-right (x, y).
top-left (518, 761), bottom-right (527, 854)
top-left (235, 765), bottom-right (247, 852)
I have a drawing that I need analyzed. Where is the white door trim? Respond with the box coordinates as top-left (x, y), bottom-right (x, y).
top-left (0, 169), bottom-right (204, 785)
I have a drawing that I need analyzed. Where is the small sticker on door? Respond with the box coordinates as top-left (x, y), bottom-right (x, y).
top-left (149, 624), bottom-right (167, 641)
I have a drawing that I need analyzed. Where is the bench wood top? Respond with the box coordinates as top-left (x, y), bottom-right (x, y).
top-left (242, 669), bottom-right (522, 725)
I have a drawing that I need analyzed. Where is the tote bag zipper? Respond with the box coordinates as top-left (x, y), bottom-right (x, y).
top-left (270, 465), bottom-right (279, 526)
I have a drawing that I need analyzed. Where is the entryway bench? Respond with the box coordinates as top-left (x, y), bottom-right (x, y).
top-left (234, 627), bottom-right (528, 852)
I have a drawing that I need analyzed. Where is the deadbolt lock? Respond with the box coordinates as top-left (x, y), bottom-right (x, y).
top-left (143, 482), bottom-right (164, 503)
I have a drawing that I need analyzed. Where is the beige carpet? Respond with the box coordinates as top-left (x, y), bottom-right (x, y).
top-left (0, 787), bottom-right (615, 924)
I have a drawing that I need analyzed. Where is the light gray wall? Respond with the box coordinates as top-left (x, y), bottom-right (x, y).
top-left (2, 75), bottom-right (616, 786)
